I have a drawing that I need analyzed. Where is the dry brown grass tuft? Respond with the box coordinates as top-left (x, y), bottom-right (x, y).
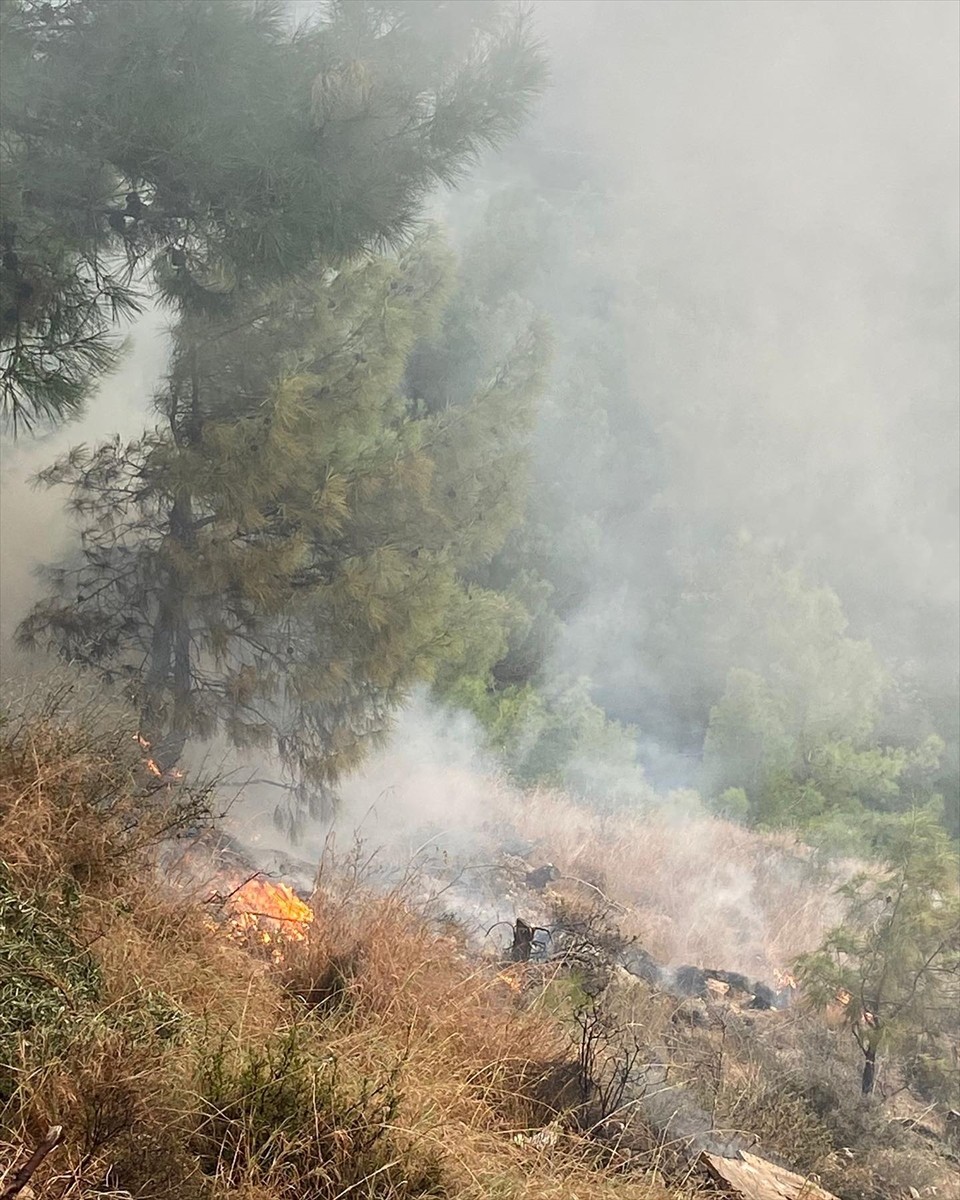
top-left (0, 697), bottom-right (675, 1199)
top-left (5, 693), bottom-right (950, 1200)
top-left (498, 787), bottom-right (845, 976)
top-left (281, 873), bottom-right (584, 1158)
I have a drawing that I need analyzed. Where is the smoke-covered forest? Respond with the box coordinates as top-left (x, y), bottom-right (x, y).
top-left (1, 2), bottom-right (958, 1197)
top-left (3, 0), bottom-right (957, 846)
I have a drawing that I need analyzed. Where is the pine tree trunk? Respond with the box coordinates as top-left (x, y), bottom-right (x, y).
top-left (140, 366), bottom-right (199, 772)
top-left (141, 587), bottom-right (174, 745)
top-left (141, 489), bottom-right (194, 771)
top-left (861, 1045), bottom-right (877, 1095)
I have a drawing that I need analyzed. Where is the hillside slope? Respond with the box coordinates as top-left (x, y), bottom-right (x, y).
top-left (1, 699), bottom-right (957, 1200)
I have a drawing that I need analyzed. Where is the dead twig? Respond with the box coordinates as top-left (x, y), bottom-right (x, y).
top-left (1, 1125), bottom-right (64, 1199)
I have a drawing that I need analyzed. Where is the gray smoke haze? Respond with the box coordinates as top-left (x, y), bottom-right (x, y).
top-left (537, 0), bottom-right (959, 668)
top-left (0, 310), bottom-right (170, 654)
top-left (1, 2), bottom-right (956, 861)
top-left (1, 0), bottom-right (953, 983)
top-left (474, 0), bottom-right (960, 797)
top-left (205, 690), bottom-right (839, 977)
top-left (328, 2), bottom-right (959, 829)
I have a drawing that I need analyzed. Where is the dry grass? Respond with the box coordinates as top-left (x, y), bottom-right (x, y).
top-left (496, 786), bottom-right (845, 977)
top-left (3, 693), bottom-right (955, 1200)
top-left (0, 698), bottom-right (677, 1200)
top-left (331, 758), bottom-right (845, 978)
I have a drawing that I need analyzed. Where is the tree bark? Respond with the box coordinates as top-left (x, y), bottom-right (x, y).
top-left (510, 918), bottom-right (535, 963)
top-left (861, 1045), bottom-right (877, 1095)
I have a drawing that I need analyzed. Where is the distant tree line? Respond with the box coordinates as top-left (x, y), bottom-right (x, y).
top-left (405, 170), bottom-right (956, 850)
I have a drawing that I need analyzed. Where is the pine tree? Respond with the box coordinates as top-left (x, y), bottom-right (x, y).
top-left (794, 809), bottom-right (960, 1096)
top-left (0, 0), bottom-right (546, 430)
top-left (19, 232), bottom-right (548, 817)
top-left (403, 186), bottom-right (565, 694)
top-left (694, 542), bottom-right (953, 843)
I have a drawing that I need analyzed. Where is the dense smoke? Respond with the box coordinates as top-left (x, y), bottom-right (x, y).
top-left (1, 0), bottom-right (957, 840)
top-left (210, 691), bottom-right (842, 978)
top-left (521, 0), bottom-right (959, 760)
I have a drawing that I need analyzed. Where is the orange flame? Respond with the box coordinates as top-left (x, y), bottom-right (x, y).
top-left (135, 732), bottom-right (185, 782)
top-left (226, 878), bottom-right (314, 946)
top-left (496, 967), bottom-right (525, 994)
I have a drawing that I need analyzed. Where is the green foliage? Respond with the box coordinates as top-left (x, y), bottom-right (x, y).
top-left (704, 668), bottom-right (796, 801)
top-left (714, 787), bottom-right (750, 822)
top-left (701, 540), bottom-right (888, 744)
top-left (700, 542), bottom-right (945, 842)
top-left (20, 232), bottom-right (548, 814)
top-left (794, 807), bottom-right (960, 1096)
top-left (440, 672), bottom-right (650, 808)
top-left (193, 1029), bottom-right (445, 1195)
top-left (0, 0), bottom-right (546, 430)
top-left (0, 869), bottom-right (102, 1093)
top-left (0, 862), bottom-right (188, 1106)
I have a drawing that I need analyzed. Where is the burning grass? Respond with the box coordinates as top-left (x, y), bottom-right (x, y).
top-left (2, 692), bottom-right (956, 1200)
top-left (0, 696), bottom-right (678, 1200)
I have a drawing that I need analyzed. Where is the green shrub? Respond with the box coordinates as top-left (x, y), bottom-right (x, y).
top-left (194, 1027), bottom-right (446, 1197)
top-left (0, 869), bottom-right (102, 1097)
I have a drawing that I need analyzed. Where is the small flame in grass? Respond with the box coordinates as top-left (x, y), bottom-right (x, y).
top-left (496, 966), bottom-right (525, 994)
top-left (134, 733), bottom-right (185, 782)
top-left (226, 877), bottom-right (314, 949)
top-left (774, 968), bottom-right (798, 992)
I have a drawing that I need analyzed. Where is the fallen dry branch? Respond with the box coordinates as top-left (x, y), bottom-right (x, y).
top-left (1, 1125), bottom-right (64, 1200)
